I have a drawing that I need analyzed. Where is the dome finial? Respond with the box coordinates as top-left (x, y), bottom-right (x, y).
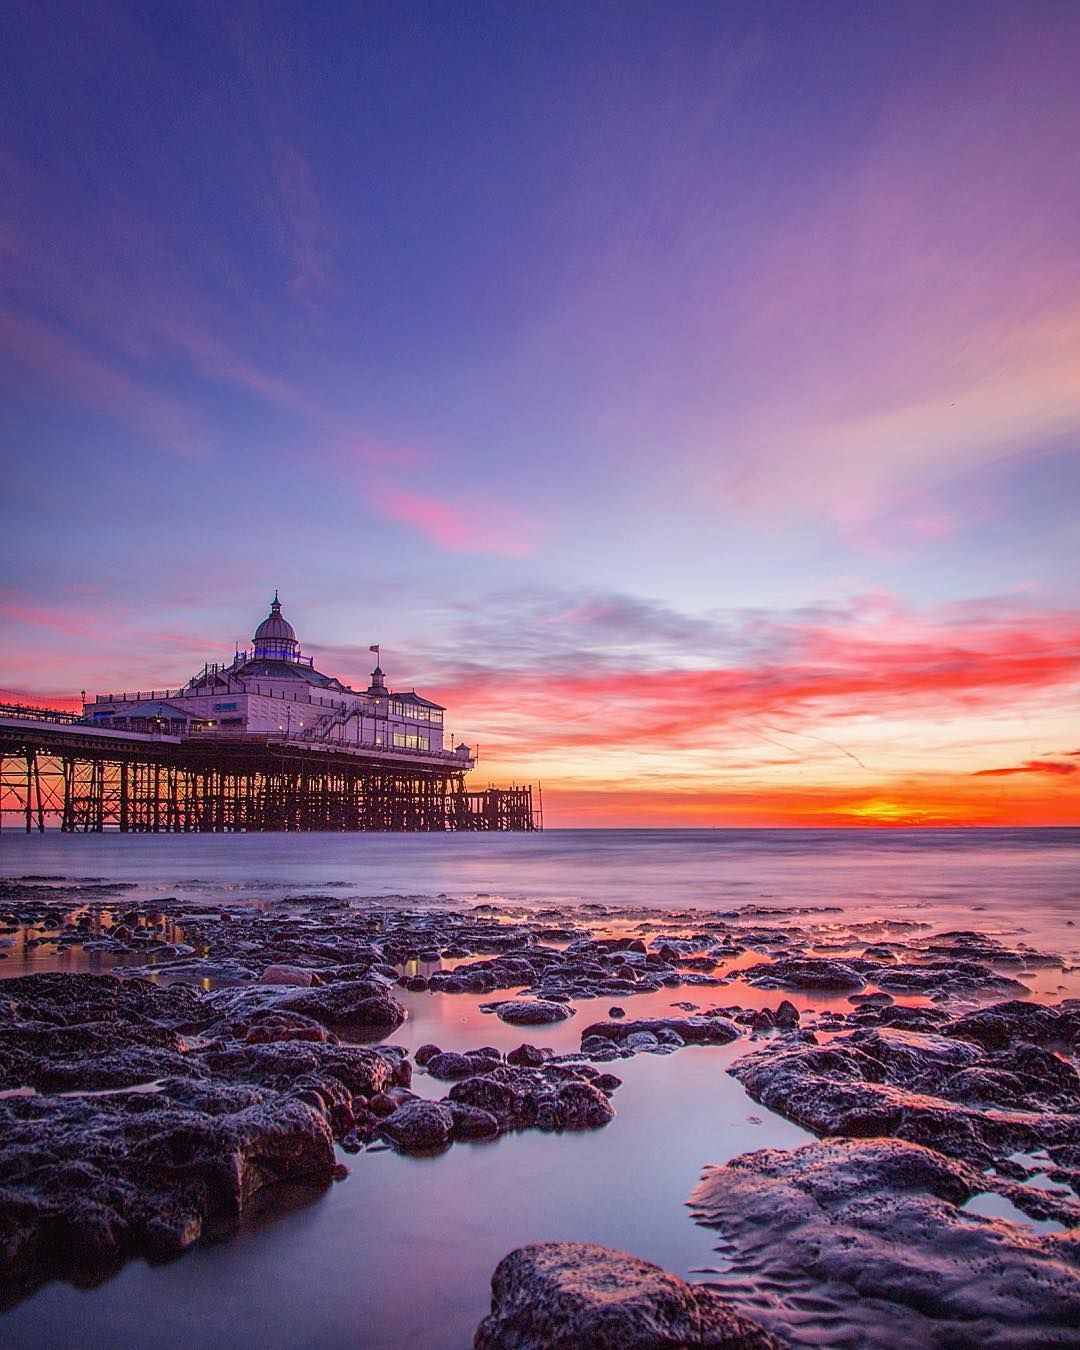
top-left (272, 589), bottom-right (280, 610)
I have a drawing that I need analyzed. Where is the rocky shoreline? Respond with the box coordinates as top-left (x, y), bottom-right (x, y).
top-left (1, 878), bottom-right (1078, 1344)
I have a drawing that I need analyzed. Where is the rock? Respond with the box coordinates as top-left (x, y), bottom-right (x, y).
top-left (201, 1040), bottom-right (397, 1101)
top-left (848, 1001), bottom-right (951, 1033)
top-left (258, 964), bottom-right (320, 986)
top-left (265, 980), bottom-right (406, 1029)
top-left (579, 1016), bottom-right (740, 1051)
top-left (774, 999), bottom-right (800, 1028)
top-left (946, 1000), bottom-right (1080, 1052)
top-left (625, 1030), bottom-right (660, 1051)
top-left (0, 1082), bottom-right (335, 1289)
top-left (495, 1000), bottom-right (574, 1026)
top-left (474, 1241), bottom-right (778, 1349)
top-left (241, 1010), bottom-right (334, 1045)
top-left (449, 1066), bottom-right (615, 1134)
top-left (729, 1017), bottom-right (1080, 1167)
top-left (872, 961), bottom-right (1029, 998)
top-left (378, 1100), bottom-right (455, 1153)
top-left (415, 1043), bottom-right (441, 1066)
top-left (209, 979), bottom-right (406, 1032)
top-left (0, 970), bottom-right (418, 1296)
top-left (740, 958), bottom-right (867, 992)
top-left (506, 1043), bottom-right (553, 1067)
top-left (449, 1102), bottom-right (501, 1140)
top-left (0, 971), bottom-right (209, 1039)
top-left (467, 1047), bottom-right (504, 1073)
top-left (427, 1051), bottom-right (482, 1081)
top-left (552, 1081), bottom-right (616, 1129)
top-left (690, 1138), bottom-right (1080, 1347)
top-left (847, 1026), bottom-right (983, 1082)
top-left (608, 1006), bottom-right (626, 1018)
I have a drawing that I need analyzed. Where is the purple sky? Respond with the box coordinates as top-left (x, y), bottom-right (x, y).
top-left (2, 1), bottom-right (1078, 823)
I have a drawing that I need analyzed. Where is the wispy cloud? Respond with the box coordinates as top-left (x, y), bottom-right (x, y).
top-left (0, 589), bottom-right (113, 641)
top-left (974, 759), bottom-right (1078, 777)
top-left (373, 487), bottom-right (544, 557)
top-left (0, 308), bottom-right (208, 456)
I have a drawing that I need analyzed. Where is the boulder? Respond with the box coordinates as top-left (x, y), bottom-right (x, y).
top-left (690, 1138), bottom-right (1080, 1347)
top-left (258, 964), bottom-right (319, 987)
top-left (729, 1023), bottom-right (1080, 1167)
top-left (449, 1066), bottom-right (615, 1134)
top-left (474, 1242), bottom-right (778, 1348)
top-left (209, 979), bottom-right (406, 1032)
top-left (270, 980), bottom-right (407, 1030)
top-left (427, 1051), bottom-right (482, 1081)
top-left (740, 959), bottom-right (866, 993)
top-left (580, 1016), bottom-right (740, 1051)
top-left (0, 1081), bottom-right (335, 1288)
top-left (496, 1000), bottom-right (574, 1026)
top-left (449, 1102), bottom-right (501, 1140)
top-left (506, 1043), bottom-right (553, 1068)
top-left (379, 1100), bottom-right (455, 1153)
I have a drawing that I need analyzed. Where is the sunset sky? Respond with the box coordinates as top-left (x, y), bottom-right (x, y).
top-left (2, 1), bottom-right (1078, 826)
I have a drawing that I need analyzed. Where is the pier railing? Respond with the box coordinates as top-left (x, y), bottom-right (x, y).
top-left (0, 702), bottom-right (83, 725)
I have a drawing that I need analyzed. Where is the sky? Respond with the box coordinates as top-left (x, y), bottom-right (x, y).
top-left (1, 0), bottom-right (1078, 827)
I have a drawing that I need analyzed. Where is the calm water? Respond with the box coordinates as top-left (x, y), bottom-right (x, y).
top-left (2, 826), bottom-right (1079, 926)
top-left (1, 828), bottom-right (1078, 1348)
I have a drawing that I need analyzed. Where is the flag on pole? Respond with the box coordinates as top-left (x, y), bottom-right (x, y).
top-left (369, 644), bottom-right (379, 654)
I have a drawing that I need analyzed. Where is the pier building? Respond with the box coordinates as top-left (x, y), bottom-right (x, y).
top-left (86, 594), bottom-right (464, 760)
top-left (0, 598), bottom-right (538, 832)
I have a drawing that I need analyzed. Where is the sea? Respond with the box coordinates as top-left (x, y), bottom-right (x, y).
top-left (1, 827), bottom-right (1078, 1348)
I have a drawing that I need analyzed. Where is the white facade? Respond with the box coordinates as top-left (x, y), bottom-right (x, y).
top-left (84, 597), bottom-right (472, 765)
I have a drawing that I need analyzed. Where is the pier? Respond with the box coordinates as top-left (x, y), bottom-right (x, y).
top-left (0, 706), bottom-right (539, 833)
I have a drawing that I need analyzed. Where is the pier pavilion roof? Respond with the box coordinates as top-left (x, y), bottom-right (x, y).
top-left (231, 656), bottom-right (346, 689)
top-left (229, 593), bottom-right (349, 689)
top-left (111, 700), bottom-right (192, 721)
top-left (394, 689), bottom-right (446, 712)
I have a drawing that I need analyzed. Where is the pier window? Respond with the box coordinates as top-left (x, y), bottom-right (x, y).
top-left (391, 699), bottom-right (430, 721)
top-left (393, 732), bottom-right (424, 750)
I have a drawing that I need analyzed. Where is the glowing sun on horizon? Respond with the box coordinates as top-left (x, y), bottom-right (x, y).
top-left (837, 797), bottom-right (942, 826)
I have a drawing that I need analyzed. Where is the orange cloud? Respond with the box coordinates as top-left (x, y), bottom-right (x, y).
top-left (429, 604), bottom-right (1080, 757)
top-left (0, 688), bottom-right (83, 712)
top-left (5, 592), bottom-right (1078, 828)
top-left (974, 759), bottom-right (1078, 777)
top-left (422, 599), bottom-right (1080, 826)
top-left (536, 776), bottom-right (1078, 829)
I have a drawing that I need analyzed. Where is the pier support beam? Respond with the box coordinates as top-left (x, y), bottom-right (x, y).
top-left (1, 731), bottom-right (539, 833)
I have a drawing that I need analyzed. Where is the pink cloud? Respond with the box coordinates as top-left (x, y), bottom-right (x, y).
top-left (374, 487), bottom-right (543, 557)
top-left (0, 590), bottom-right (110, 640)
